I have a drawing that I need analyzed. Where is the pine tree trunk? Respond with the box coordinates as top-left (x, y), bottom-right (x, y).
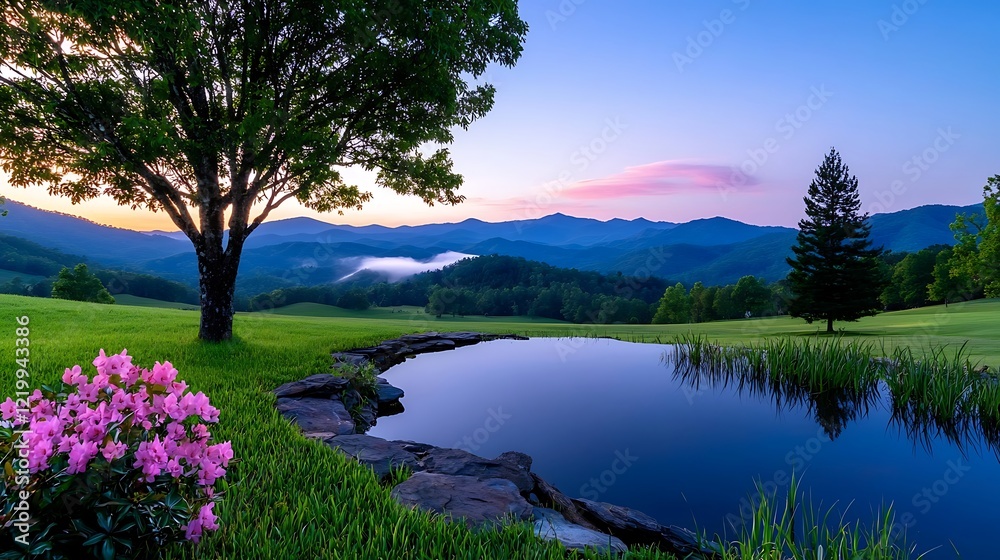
top-left (826, 317), bottom-right (834, 333)
top-left (197, 251), bottom-right (239, 342)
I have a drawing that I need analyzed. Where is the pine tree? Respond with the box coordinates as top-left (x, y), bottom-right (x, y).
top-left (787, 148), bottom-right (885, 332)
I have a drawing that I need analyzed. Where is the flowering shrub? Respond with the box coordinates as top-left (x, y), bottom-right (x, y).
top-left (0, 350), bottom-right (233, 559)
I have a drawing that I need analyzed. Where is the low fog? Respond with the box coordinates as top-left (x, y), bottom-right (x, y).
top-left (338, 252), bottom-right (475, 282)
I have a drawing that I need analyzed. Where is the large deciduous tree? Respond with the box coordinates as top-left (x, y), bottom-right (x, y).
top-left (786, 148), bottom-right (885, 333)
top-left (0, 1), bottom-right (527, 340)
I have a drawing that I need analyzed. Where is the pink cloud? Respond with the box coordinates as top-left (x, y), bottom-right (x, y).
top-left (563, 161), bottom-right (759, 200)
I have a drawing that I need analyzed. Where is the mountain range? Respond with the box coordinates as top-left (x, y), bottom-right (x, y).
top-left (0, 199), bottom-right (982, 292)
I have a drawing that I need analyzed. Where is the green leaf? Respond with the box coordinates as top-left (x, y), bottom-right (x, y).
top-left (82, 533), bottom-right (106, 546)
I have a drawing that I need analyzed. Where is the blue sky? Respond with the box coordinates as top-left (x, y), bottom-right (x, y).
top-left (5, 0), bottom-right (998, 229)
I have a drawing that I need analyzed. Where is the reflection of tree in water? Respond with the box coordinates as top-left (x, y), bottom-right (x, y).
top-left (668, 354), bottom-right (999, 454)
top-left (888, 397), bottom-right (1000, 459)
top-left (670, 359), bottom-right (878, 441)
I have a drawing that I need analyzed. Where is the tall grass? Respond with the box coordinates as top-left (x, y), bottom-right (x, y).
top-left (707, 476), bottom-right (924, 560)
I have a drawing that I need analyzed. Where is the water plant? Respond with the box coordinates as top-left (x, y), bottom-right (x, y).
top-left (706, 475), bottom-right (925, 560)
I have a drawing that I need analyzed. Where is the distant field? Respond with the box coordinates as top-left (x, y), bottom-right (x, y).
top-left (0, 268), bottom-right (47, 284)
top-left (263, 302), bottom-right (569, 323)
top-left (36, 293), bottom-right (1000, 364)
top-left (112, 294), bottom-right (200, 310)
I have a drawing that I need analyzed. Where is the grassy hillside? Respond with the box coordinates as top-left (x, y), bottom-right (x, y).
top-left (1, 294), bottom-right (996, 559)
top-left (0, 269), bottom-right (47, 284)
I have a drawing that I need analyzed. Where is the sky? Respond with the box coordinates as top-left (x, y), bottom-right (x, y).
top-left (3, 0), bottom-right (998, 230)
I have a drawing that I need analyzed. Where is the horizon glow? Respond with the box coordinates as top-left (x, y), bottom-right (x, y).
top-left (2, 1), bottom-right (996, 232)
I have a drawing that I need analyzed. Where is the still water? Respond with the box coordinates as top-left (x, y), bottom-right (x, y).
top-left (367, 338), bottom-right (998, 558)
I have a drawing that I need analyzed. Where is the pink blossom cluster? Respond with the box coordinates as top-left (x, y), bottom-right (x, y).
top-left (1, 349), bottom-right (233, 543)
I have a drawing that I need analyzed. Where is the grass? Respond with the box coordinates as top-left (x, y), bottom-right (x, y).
top-left (262, 301), bottom-right (569, 323)
top-left (3, 294), bottom-right (997, 558)
top-left (707, 476), bottom-right (922, 560)
top-left (113, 294), bottom-right (200, 310)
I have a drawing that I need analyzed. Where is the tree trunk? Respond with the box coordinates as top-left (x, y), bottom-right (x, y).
top-left (826, 317), bottom-right (834, 333)
top-left (197, 251), bottom-right (240, 342)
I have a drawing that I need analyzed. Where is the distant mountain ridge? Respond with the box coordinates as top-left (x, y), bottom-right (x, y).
top-left (0, 199), bottom-right (983, 290)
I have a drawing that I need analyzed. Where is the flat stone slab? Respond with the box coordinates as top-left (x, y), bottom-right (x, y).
top-left (573, 498), bottom-right (709, 555)
top-left (533, 507), bottom-right (627, 554)
top-left (325, 434), bottom-right (420, 479)
top-left (375, 383), bottom-right (405, 404)
top-left (391, 472), bottom-right (533, 528)
top-left (418, 447), bottom-right (534, 494)
top-left (276, 397), bottom-right (355, 436)
top-left (273, 374), bottom-right (349, 399)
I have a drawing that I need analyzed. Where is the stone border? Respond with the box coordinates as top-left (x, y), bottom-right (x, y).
top-left (274, 331), bottom-right (713, 557)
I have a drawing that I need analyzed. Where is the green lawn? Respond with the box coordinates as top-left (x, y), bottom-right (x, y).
top-left (262, 301), bottom-right (569, 324)
top-left (2, 294), bottom-right (996, 558)
top-left (113, 293), bottom-right (200, 310)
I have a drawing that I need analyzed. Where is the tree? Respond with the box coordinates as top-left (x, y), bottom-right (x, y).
top-left (652, 283), bottom-right (690, 324)
top-left (731, 275), bottom-right (770, 317)
top-left (881, 247), bottom-right (942, 309)
top-left (51, 264), bottom-right (115, 304)
top-left (786, 149), bottom-right (885, 332)
top-left (928, 247), bottom-right (976, 306)
top-left (0, 2), bottom-right (527, 341)
top-left (948, 176), bottom-right (1000, 298)
top-left (688, 281), bottom-right (707, 323)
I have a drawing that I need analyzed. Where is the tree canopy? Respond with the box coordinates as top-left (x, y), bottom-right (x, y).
top-left (51, 263), bottom-right (115, 304)
top-left (0, 0), bottom-right (528, 340)
top-left (786, 148), bottom-right (885, 332)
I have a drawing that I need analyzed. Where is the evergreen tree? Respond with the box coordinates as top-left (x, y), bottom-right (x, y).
top-left (786, 149), bottom-right (885, 332)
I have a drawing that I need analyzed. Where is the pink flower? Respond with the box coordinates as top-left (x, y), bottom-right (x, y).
top-left (184, 503), bottom-right (219, 543)
top-left (184, 517), bottom-right (203, 542)
top-left (1, 398), bottom-right (18, 420)
top-left (199, 502), bottom-right (220, 531)
top-left (25, 433), bottom-right (55, 472)
top-left (166, 458), bottom-right (184, 478)
top-left (144, 361), bottom-right (178, 386)
top-left (67, 440), bottom-right (99, 474)
top-left (77, 382), bottom-right (100, 402)
top-left (101, 440), bottom-right (127, 462)
top-left (62, 365), bottom-right (87, 386)
top-left (134, 435), bottom-right (169, 481)
top-left (206, 442), bottom-right (234, 467)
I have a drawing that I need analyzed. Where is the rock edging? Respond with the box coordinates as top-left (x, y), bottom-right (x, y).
top-left (274, 331), bottom-right (712, 557)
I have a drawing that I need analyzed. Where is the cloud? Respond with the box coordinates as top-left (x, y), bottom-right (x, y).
top-left (563, 161), bottom-right (760, 200)
top-left (338, 251), bottom-right (475, 282)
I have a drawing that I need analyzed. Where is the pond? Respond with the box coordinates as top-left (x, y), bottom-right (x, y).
top-left (367, 338), bottom-right (998, 558)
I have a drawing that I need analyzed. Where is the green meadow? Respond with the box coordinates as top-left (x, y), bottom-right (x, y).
top-left (2, 294), bottom-right (998, 558)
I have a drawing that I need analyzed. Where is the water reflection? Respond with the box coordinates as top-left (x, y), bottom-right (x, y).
top-left (667, 350), bottom-right (1000, 457)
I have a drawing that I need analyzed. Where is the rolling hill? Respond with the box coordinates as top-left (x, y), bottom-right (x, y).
top-left (0, 198), bottom-right (984, 290)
